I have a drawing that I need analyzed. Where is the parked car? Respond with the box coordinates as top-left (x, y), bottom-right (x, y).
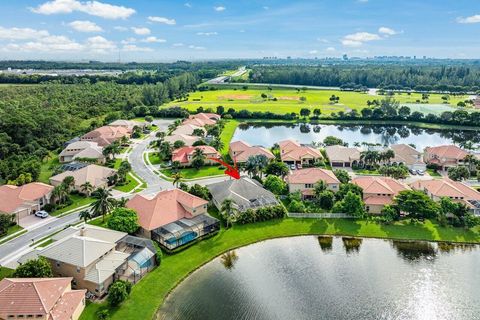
top-left (289, 164), bottom-right (296, 170)
top-left (416, 169), bottom-right (425, 176)
top-left (297, 163), bottom-right (303, 169)
top-left (409, 169), bottom-right (417, 175)
top-left (34, 210), bottom-right (49, 219)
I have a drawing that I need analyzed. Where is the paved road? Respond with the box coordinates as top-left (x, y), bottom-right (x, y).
top-left (128, 119), bottom-right (174, 196)
top-left (0, 119), bottom-right (174, 267)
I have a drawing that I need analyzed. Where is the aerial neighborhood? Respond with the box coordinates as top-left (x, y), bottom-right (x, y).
top-left (2, 101), bottom-right (480, 320)
top-left (2, 53), bottom-right (480, 320)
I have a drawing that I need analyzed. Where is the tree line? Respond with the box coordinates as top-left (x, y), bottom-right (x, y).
top-left (247, 65), bottom-right (480, 92)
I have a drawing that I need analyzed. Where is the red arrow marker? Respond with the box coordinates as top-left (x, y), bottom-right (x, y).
top-left (207, 157), bottom-right (240, 179)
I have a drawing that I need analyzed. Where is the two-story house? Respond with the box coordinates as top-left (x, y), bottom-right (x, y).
top-left (126, 189), bottom-right (220, 250)
top-left (286, 168), bottom-right (341, 199)
top-left (423, 145), bottom-right (468, 171)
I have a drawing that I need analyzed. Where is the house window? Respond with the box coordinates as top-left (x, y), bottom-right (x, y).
top-left (76, 266), bottom-right (81, 273)
top-left (305, 183), bottom-right (314, 188)
top-left (56, 261), bottom-right (61, 267)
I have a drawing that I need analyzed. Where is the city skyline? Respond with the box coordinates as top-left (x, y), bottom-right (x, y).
top-left (0, 0), bottom-right (479, 61)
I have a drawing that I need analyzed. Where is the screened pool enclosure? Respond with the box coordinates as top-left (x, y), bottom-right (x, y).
top-left (151, 214), bottom-right (220, 250)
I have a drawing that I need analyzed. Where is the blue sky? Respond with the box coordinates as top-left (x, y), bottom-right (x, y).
top-left (0, 0), bottom-right (479, 61)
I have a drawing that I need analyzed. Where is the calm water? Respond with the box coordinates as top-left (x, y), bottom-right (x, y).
top-left (158, 236), bottom-right (480, 320)
top-left (231, 123), bottom-right (480, 149)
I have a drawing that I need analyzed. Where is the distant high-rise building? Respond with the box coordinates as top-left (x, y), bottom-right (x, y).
top-left (342, 54), bottom-right (348, 60)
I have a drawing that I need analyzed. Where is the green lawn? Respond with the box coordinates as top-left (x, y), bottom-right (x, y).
top-left (0, 267), bottom-right (13, 280)
top-left (0, 224), bottom-right (24, 241)
top-left (38, 156), bottom-right (59, 183)
top-left (114, 172), bottom-right (142, 193)
top-left (80, 217), bottom-right (480, 320)
top-left (427, 169), bottom-right (442, 177)
top-left (161, 166), bottom-right (225, 179)
top-left (147, 152), bottom-right (162, 165)
top-left (167, 88), bottom-right (466, 116)
top-left (219, 120), bottom-right (239, 156)
top-left (50, 194), bottom-right (94, 216)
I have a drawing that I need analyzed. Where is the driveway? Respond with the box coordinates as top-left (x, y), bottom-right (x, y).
top-left (18, 215), bottom-right (56, 229)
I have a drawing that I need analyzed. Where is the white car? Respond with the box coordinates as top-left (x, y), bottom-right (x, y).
top-left (34, 210), bottom-right (49, 219)
top-left (290, 164), bottom-right (296, 170)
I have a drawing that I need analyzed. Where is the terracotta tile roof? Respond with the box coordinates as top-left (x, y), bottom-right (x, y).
top-left (0, 278), bottom-right (85, 319)
top-left (364, 196), bottom-right (393, 206)
top-left (410, 178), bottom-right (480, 200)
top-left (281, 146), bottom-right (322, 162)
top-left (390, 144), bottom-right (424, 166)
top-left (126, 189), bottom-right (208, 231)
top-left (424, 145), bottom-right (468, 160)
top-left (325, 145), bottom-right (361, 163)
top-left (50, 290), bottom-right (85, 320)
top-left (172, 146), bottom-right (220, 164)
top-left (172, 124), bottom-right (205, 136)
top-left (229, 140), bottom-right (251, 154)
top-left (286, 168), bottom-right (340, 184)
top-left (0, 183), bottom-right (53, 214)
top-left (81, 126), bottom-right (130, 147)
top-left (164, 134), bottom-right (200, 146)
top-left (353, 176), bottom-right (410, 195)
top-left (278, 139), bottom-right (301, 153)
top-left (234, 146), bottom-right (275, 162)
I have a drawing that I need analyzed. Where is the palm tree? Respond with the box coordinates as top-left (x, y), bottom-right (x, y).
top-left (90, 187), bottom-right (115, 222)
top-left (52, 184), bottom-right (69, 205)
top-left (78, 210), bottom-right (92, 223)
top-left (464, 154), bottom-right (477, 173)
top-left (191, 148), bottom-right (205, 169)
top-left (114, 197), bottom-right (128, 208)
top-left (80, 181), bottom-right (94, 196)
top-left (210, 138), bottom-right (224, 152)
top-left (172, 172), bottom-right (184, 187)
top-left (62, 176), bottom-right (75, 193)
top-left (220, 199), bottom-right (238, 229)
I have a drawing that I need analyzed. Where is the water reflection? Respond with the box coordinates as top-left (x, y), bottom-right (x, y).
top-left (342, 237), bottom-right (363, 254)
top-left (233, 123), bottom-right (480, 150)
top-left (159, 237), bottom-right (480, 320)
top-left (437, 242), bottom-right (477, 254)
top-left (220, 250), bottom-right (239, 270)
top-left (391, 240), bottom-right (436, 261)
top-left (317, 236), bottom-right (333, 252)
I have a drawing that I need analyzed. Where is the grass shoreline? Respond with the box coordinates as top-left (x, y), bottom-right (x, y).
top-left (80, 217), bottom-right (480, 320)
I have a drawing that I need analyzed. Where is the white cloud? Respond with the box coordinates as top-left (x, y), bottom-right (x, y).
top-left (184, 2), bottom-right (192, 8)
top-left (214, 6), bottom-right (226, 12)
top-left (30, 0), bottom-right (136, 20)
top-left (263, 6), bottom-right (269, 10)
top-left (197, 32), bottom-right (218, 36)
top-left (326, 47), bottom-right (336, 52)
top-left (342, 32), bottom-right (381, 47)
top-left (308, 50), bottom-right (318, 54)
top-left (457, 15), bottom-right (480, 24)
top-left (172, 43), bottom-right (184, 47)
top-left (189, 44), bottom-right (205, 50)
top-left (68, 20), bottom-right (102, 32)
top-left (131, 27), bottom-right (151, 35)
top-left (114, 26), bottom-right (128, 31)
top-left (120, 37), bottom-right (136, 44)
top-left (317, 38), bottom-right (330, 43)
top-left (85, 35), bottom-right (116, 52)
top-left (378, 27), bottom-right (398, 36)
top-left (147, 16), bottom-right (176, 25)
top-left (357, 0), bottom-right (368, 3)
top-left (141, 36), bottom-right (166, 43)
top-left (122, 44), bottom-right (153, 52)
top-left (0, 26), bottom-right (50, 40)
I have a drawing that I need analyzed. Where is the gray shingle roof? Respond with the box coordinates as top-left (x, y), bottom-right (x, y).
top-left (207, 177), bottom-right (279, 212)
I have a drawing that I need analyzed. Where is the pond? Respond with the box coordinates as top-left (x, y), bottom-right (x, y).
top-left (231, 123), bottom-right (480, 149)
top-left (157, 236), bottom-right (480, 320)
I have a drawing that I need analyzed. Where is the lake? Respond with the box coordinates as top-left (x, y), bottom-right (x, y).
top-left (157, 236), bottom-right (480, 320)
top-left (231, 123), bottom-right (480, 149)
